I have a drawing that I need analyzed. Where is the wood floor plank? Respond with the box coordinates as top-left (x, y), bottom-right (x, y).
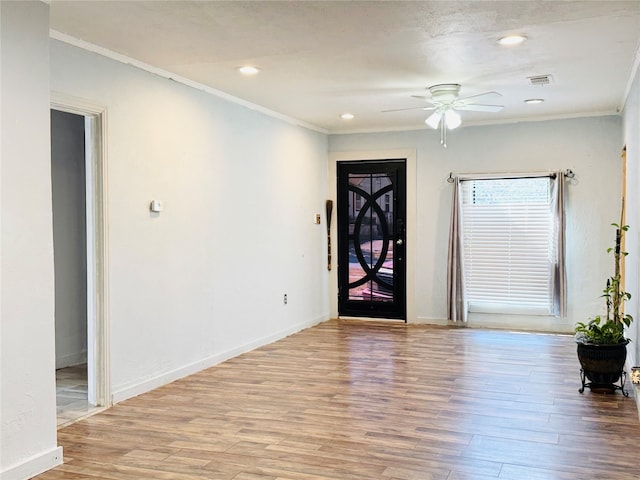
top-left (35, 320), bottom-right (640, 480)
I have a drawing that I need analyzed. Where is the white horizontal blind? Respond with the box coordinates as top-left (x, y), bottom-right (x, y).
top-left (461, 177), bottom-right (554, 315)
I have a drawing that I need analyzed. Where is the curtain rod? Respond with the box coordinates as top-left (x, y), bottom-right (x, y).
top-left (446, 169), bottom-right (575, 183)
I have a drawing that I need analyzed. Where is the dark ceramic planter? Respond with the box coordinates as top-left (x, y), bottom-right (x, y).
top-left (576, 339), bottom-right (629, 396)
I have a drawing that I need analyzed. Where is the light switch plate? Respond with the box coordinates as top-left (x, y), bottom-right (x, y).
top-left (150, 200), bottom-right (163, 212)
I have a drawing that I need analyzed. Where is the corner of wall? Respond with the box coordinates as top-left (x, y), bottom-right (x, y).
top-left (1, 1), bottom-right (60, 477)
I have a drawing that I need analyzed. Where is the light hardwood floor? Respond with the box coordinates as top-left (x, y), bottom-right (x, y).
top-left (36, 320), bottom-right (639, 479)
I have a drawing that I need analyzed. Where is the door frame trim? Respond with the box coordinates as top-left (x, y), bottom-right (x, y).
top-left (51, 92), bottom-right (111, 407)
top-left (328, 149), bottom-right (416, 322)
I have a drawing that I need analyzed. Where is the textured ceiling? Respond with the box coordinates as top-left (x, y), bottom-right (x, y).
top-left (50, 1), bottom-right (640, 133)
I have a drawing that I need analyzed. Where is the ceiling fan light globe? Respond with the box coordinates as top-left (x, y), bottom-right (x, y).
top-left (445, 110), bottom-right (461, 129)
top-left (425, 111), bottom-right (441, 129)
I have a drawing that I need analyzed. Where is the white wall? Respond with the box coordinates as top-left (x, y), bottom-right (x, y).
top-left (51, 109), bottom-right (88, 369)
top-left (50, 39), bottom-right (330, 402)
top-left (329, 116), bottom-right (623, 333)
top-left (0, 2), bottom-right (63, 478)
top-left (622, 59), bottom-right (640, 370)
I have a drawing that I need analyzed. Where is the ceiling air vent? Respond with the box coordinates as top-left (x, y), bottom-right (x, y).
top-left (527, 74), bottom-right (553, 86)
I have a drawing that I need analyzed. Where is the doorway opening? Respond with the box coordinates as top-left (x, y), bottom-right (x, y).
top-left (51, 96), bottom-right (109, 426)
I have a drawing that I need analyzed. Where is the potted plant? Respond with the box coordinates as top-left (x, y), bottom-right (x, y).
top-left (575, 203), bottom-right (633, 396)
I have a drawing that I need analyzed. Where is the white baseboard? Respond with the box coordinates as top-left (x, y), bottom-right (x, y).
top-left (111, 315), bottom-right (328, 404)
top-left (413, 316), bottom-right (450, 325)
top-left (1, 446), bottom-right (63, 480)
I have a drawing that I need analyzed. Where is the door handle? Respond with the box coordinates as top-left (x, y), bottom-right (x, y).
top-left (396, 239), bottom-right (404, 246)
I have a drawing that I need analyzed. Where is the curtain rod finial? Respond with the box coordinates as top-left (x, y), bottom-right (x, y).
top-left (447, 172), bottom-right (455, 183)
top-left (565, 169), bottom-right (575, 179)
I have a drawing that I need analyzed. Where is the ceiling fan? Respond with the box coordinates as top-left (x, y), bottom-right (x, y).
top-left (384, 84), bottom-right (504, 147)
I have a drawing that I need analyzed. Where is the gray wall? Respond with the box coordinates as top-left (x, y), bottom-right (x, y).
top-left (51, 109), bottom-right (87, 369)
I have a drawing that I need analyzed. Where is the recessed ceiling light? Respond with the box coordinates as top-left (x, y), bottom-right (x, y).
top-left (524, 98), bottom-right (544, 104)
top-left (237, 66), bottom-right (260, 75)
top-left (341, 113), bottom-right (355, 120)
top-left (498, 35), bottom-right (527, 46)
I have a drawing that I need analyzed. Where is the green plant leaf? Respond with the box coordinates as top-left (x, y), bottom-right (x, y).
top-left (575, 219), bottom-right (633, 344)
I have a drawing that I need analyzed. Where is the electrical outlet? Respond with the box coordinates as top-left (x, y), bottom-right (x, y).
top-left (284, 293), bottom-right (288, 305)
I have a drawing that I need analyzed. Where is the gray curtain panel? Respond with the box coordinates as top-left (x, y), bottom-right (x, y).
top-left (446, 176), bottom-right (467, 322)
top-left (551, 170), bottom-right (567, 317)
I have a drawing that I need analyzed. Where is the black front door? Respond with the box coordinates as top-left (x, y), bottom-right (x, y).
top-left (337, 160), bottom-right (406, 320)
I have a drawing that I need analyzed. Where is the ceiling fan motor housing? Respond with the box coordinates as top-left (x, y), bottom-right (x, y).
top-left (429, 83), bottom-right (461, 103)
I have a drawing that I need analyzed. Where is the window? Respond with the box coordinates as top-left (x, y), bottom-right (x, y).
top-left (461, 177), bottom-right (556, 315)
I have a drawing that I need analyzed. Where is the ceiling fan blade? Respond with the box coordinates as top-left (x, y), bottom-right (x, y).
top-left (411, 95), bottom-right (438, 105)
top-left (381, 106), bottom-right (436, 113)
top-left (455, 104), bottom-right (504, 112)
top-left (457, 91), bottom-right (502, 105)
